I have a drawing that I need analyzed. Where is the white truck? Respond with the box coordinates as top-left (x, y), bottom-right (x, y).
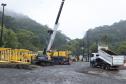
top-left (90, 45), bottom-right (124, 70)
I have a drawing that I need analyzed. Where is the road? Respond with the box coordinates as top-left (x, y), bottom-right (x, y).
top-left (0, 62), bottom-right (126, 84)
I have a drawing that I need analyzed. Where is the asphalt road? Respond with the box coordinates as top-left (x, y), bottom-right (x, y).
top-left (0, 62), bottom-right (126, 84)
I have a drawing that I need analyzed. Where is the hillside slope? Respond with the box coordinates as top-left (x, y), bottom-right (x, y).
top-left (0, 11), bottom-right (69, 51)
top-left (64, 20), bottom-right (126, 56)
top-left (84, 20), bottom-right (126, 54)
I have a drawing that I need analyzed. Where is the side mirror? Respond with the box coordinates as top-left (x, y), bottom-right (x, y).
top-left (91, 54), bottom-right (94, 57)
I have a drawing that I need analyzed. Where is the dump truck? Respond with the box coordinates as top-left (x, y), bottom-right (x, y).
top-left (90, 45), bottom-right (124, 70)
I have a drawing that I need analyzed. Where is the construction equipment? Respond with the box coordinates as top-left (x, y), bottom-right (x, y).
top-left (0, 48), bottom-right (36, 64)
top-left (32, 51), bottom-right (53, 66)
top-left (11, 49), bottom-right (35, 63)
top-left (32, 50), bottom-right (71, 66)
top-left (47, 51), bottom-right (70, 65)
top-left (32, 0), bottom-right (67, 66)
top-left (0, 48), bottom-right (11, 63)
top-left (90, 45), bottom-right (124, 70)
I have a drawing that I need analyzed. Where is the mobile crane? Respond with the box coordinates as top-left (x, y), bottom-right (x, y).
top-left (32, 0), bottom-right (69, 66)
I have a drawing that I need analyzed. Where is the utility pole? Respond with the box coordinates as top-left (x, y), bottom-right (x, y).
top-left (82, 36), bottom-right (85, 61)
top-left (86, 31), bottom-right (90, 62)
top-left (0, 3), bottom-right (7, 47)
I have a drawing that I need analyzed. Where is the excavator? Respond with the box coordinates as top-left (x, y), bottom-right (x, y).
top-left (32, 0), bottom-right (70, 66)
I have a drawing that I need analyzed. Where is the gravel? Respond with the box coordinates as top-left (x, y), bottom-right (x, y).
top-left (0, 62), bottom-right (126, 84)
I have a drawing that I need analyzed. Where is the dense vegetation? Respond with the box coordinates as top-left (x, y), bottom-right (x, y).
top-left (85, 20), bottom-right (126, 55)
top-left (1, 10), bottom-right (126, 56)
top-left (0, 11), bottom-right (69, 51)
top-left (64, 20), bottom-right (126, 56)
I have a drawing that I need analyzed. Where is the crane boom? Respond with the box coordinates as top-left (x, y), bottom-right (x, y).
top-left (47, 0), bottom-right (65, 51)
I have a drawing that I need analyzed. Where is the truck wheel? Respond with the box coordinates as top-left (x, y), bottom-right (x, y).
top-left (107, 65), bottom-right (110, 70)
top-left (105, 65), bottom-right (108, 70)
top-left (99, 65), bottom-right (102, 69)
top-left (101, 65), bottom-right (105, 69)
top-left (92, 63), bottom-right (95, 68)
top-left (105, 65), bottom-right (110, 70)
top-left (90, 62), bottom-right (92, 67)
top-left (103, 66), bottom-right (106, 70)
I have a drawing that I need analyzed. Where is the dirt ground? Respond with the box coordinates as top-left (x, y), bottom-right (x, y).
top-left (0, 62), bottom-right (126, 84)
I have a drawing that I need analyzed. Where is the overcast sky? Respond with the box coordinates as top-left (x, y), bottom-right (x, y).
top-left (1, 0), bottom-right (126, 39)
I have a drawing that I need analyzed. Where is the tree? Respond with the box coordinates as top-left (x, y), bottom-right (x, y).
top-left (0, 11), bottom-right (70, 51)
top-left (16, 29), bottom-right (34, 49)
top-left (89, 43), bottom-right (97, 53)
top-left (3, 28), bottom-right (18, 48)
top-left (62, 39), bottom-right (84, 56)
top-left (116, 41), bottom-right (126, 55)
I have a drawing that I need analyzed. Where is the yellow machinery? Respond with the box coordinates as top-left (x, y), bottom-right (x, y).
top-left (0, 48), bottom-right (11, 63)
top-left (47, 50), bottom-right (71, 65)
top-left (47, 51), bottom-right (70, 58)
top-left (0, 48), bottom-right (70, 65)
top-left (0, 48), bottom-right (36, 64)
top-left (32, 0), bottom-right (66, 66)
top-left (11, 49), bottom-right (36, 63)
top-left (32, 50), bottom-right (71, 65)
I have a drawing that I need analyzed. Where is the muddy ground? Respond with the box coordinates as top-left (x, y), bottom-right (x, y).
top-left (0, 62), bottom-right (126, 84)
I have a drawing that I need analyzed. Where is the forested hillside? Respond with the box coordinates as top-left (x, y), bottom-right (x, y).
top-left (64, 20), bottom-right (126, 56)
top-left (84, 20), bottom-right (126, 54)
top-left (1, 11), bottom-right (126, 55)
top-left (0, 11), bottom-right (69, 51)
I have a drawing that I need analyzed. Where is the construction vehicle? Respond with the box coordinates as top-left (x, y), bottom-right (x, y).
top-left (31, 50), bottom-right (53, 66)
top-left (32, 50), bottom-right (71, 65)
top-left (47, 51), bottom-right (70, 65)
top-left (32, 0), bottom-right (70, 66)
top-left (90, 45), bottom-right (124, 70)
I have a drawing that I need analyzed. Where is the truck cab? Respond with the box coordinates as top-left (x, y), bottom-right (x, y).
top-left (90, 53), bottom-right (99, 61)
top-left (90, 53), bottom-right (99, 67)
